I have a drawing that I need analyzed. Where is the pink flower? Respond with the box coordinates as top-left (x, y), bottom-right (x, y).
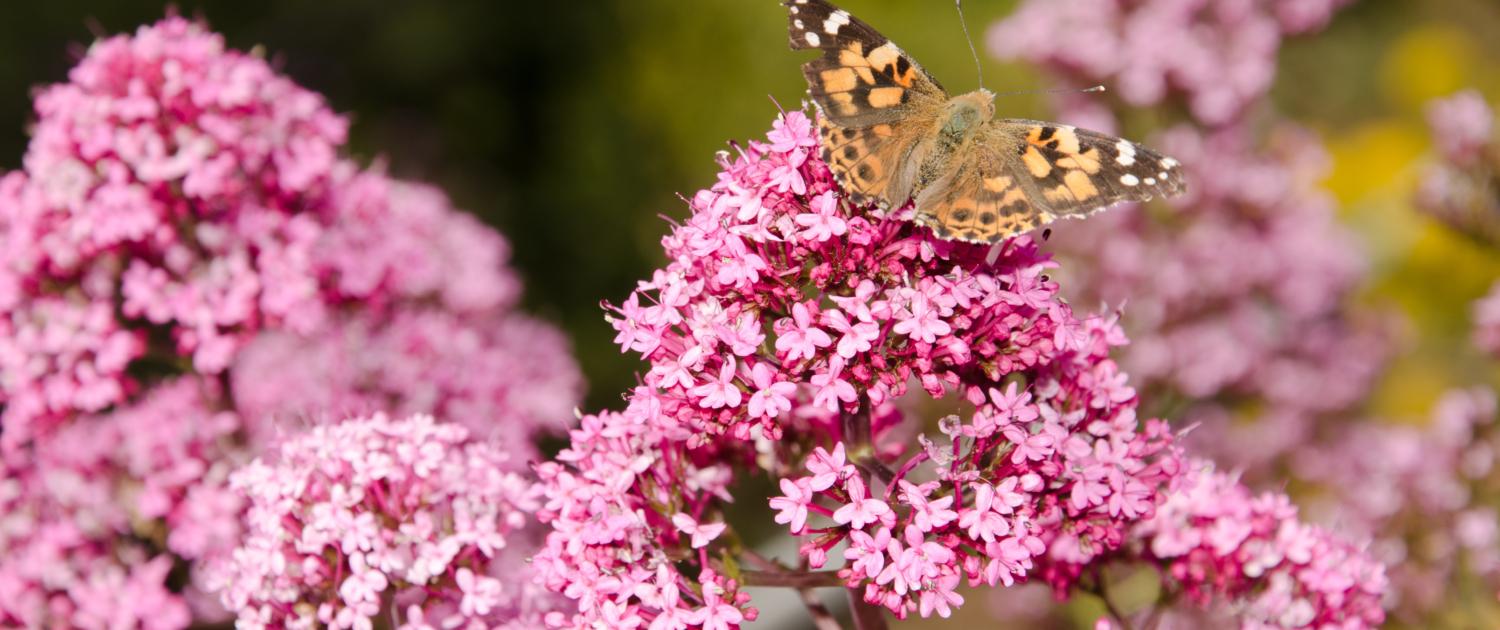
top-left (810, 358), bottom-right (858, 411)
top-left (823, 307), bottom-right (880, 359)
top-left (833, 477), bottom-right (894, 530)
top-left (689, 575), bottom-right (746, 630)
top-left (795, 191), bottom-right (848, 242)
top-left (900, 481), bottom-right (958, 532)
top-left (1426, 89), bottom-right (1494, 166)
top-left (692, 357), bottom-right (743, 409)
top-left (672, 514), bottom-right (728, 549)
top-left (775, 302), bottom-right (833, 362)
top-left (892, 291), bottom-right (952, 344)
top-left (770, 478), bottom-right (815, 534)
top-left (806, 443), bottom-right (853, 491)
top-left (747, 362), bottom-right (797, 419)
top-left (767, 111), bottom-right (818, 152)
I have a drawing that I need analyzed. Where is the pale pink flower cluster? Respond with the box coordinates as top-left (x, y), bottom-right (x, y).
top-left (1120, 459), bottom-right (1387, 629)
top-left (1296, 387), bottom-right (1500, 622)
top-left (0, 17), bottom-right (579, 628)
top-left (211, 413), bottom-right (551, 629)
top-left (233, 309), bottom-right (579, 448)
top-left (0, 18), bottom-right (345, 443)
top-left (1474, 282), bottom-right (1500, 357)
top-left (531, 111), bottom-right (1383, 627)
top-left (0, 17), bottom-right (579, 451)
top-left (1427, 89), bottom-right (1495, 168)
top-left (0, 379), bottom-right (239, 627)
top-left (1416, 90), bottom-right (1500, 247)
top-left (989, 0), bottom-right (1351, 126)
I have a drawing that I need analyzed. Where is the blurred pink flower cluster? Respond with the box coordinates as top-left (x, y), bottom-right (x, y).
top-left (1417, 90), bottom-right (1500, 248)
top-left (211, 413), bottom-right (553, 629)
top-left (991, 0), bottom-right (1385, 477)
top-left (989, 0), bottom-right (1352, 126)
top-left (0, 379), bottom-right (234, 627)
top-left (0, 17), bottom-right (579, 628)
top-left (1308, 89), bottom-right (1500, 623)
top-left (1295, 388), bottom-right (1499, 622)
top-left (530, 111), bottom-right (1384, 628)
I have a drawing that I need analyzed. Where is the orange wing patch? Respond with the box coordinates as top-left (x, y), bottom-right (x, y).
top-left (1023, 125), bottom-right (1105, 204)
top-left (818, 118), bottom-right (899, 205)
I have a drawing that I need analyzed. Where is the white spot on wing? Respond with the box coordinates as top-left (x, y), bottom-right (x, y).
top-left (1115, 140), bottom-right (1136, 166)
top-left (1159, 171), bottom-right (1169, 179)
top-left (1144, 177), bottom-right (1157, 186)
top-left (1121, 174), bottom-right (1139, 187)
top-left (1162, 157), bottom-right (1179, 168)
top-left (805, 32), bottom-right (821, 47)
top-left (794, 19), bottom-right (804, 29)
top-left (825, 10), bottom-right (851, 35)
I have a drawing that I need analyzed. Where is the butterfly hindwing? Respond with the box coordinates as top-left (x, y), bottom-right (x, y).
top-left (914, 149), bottom-right (1051, 243)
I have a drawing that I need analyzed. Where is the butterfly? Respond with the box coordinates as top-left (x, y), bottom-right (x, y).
top-left (785, 0), bottom-right (1186, 243)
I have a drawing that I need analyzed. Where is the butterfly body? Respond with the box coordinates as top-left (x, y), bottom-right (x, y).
top-left (786, 0), bottom-right (1186, 243)
top-left (920, 90), bottom-right (994, 186)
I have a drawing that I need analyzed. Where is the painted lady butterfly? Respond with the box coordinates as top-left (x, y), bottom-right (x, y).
top-left (786, 0), bottom-right (1186, 243)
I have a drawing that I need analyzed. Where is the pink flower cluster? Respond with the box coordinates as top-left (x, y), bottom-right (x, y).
top-left (0, 378), bottom-right (238, 627)
top-left (989, 0), bottom-right (1352, 126)
top-left (530, 110), bottom-right (1384, 628)
top-left (534, 109), bottom-right (1182, 625)
top-left (232, 309), bottom-right (579, 448)
top-left (0, 17), bottom-right (580, 628)
top-left (1428, 90), bottom-right (1496, 168)
top-left (211, 413), bottom-right (552, 628)
top-left (533, 401), bottom-right (751, 630)
top-left (1121, 459), bottom-right (1387, 629)
top-left (1293, 388), bottom-right (1498, 622)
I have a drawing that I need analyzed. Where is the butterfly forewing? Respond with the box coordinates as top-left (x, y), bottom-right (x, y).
top-left (787, 0), bottom-right (947, 206)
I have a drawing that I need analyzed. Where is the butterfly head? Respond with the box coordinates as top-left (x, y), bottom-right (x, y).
top-left (940, 90), bottom-right (995, 140)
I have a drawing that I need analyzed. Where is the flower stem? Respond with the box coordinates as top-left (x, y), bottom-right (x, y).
top-left (844, 400), bottom-right (895, 484)
top-left (1092, 570), bottom-right (1136, 630)
top-left (847, 588), bottom-right (890, 630)
top-left (740, 569), bottom-right (844, 589)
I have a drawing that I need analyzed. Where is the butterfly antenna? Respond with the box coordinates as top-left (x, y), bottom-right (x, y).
top-left (956, 0), bottom-right (984, 89)
top-left (991, 85), bottom-right (1108, 98)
